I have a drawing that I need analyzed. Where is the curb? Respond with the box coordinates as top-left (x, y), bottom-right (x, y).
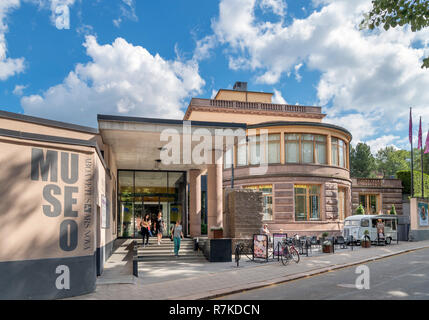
top-left (180, 244), bottom-right (429, 300)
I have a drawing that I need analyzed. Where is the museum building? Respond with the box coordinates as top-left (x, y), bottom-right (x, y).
top-left (0, 82), bottom-right (404, 299)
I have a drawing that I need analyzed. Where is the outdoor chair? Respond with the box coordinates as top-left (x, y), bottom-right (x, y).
top-left (310, 236), bottom-right (318, 247)
top-left (336, 236), bottom-right (347, 249)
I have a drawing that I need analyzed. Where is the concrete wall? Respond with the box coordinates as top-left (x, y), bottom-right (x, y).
top-left (223, 188), bottom-right (264, 252)
top-left (409, 198), bottom-right (429, 241)
top-left (0, 136), bottom-right (97, 299)
top-left (0, 114), bottom-right (117, 298)
top-left (214, 90), bottom-right (273, 103)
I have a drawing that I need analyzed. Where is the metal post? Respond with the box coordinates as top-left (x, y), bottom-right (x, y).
top-left (421, 146), bottom-right (424, 197)
top-left (410, 108), bottom-right (414, 198)
top-left (231, 145), bottom-right (234, 188)
top-left (350, 235), bottom-right (353, 251)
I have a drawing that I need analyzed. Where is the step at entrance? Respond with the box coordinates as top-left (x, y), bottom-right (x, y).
top-left (136, 237), bottom-right (207, 262)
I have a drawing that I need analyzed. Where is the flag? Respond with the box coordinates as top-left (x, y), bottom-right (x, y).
top-left (418, 116), bottom-right (422, 149)
top-left (409, 108), bottom-right (413, 144)
top-left (425, 130), bottom-right (429, 154)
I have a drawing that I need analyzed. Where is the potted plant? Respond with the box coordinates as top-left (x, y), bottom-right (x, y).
top-left (210, 226), bottom-right (223, 239)
top-left (322, 239), bottom-right (332, 253)
top-left (320, 232), bottom-right (329, 243)
top-left (390, 204), bottom-right (397, 215)
top-left (361, 230), bottom-right (371, 248)
top-left (355, 204), bottom-right (365, 215)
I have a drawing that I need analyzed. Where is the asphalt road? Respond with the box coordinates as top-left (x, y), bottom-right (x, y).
top-left (218, 248), bottom-right (429, 300)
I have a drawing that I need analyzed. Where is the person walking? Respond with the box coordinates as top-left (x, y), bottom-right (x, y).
top-left (156, 211), bottom-right (164, 245)
top-left (140, 213), bottom-right (151, 247)
top-left (171, 220), bottom-right (183, 257)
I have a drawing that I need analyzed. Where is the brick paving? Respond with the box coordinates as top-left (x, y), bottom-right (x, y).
top-left (70, 240), bottom-right (429, 300)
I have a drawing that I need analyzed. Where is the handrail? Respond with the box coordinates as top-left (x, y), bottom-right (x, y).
top-left (190, 98), bottom-right (323, 114)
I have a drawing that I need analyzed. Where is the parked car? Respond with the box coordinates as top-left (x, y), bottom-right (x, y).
top-left (343, 215), bottom-right (398, 245)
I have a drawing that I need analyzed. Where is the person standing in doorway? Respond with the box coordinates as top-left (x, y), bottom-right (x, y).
top-left (140, 213), bottom-right (151, 247)
top-left (156, 211), bottom-right (164, 245)
top-left (171, 220), bottom-right (183, 257)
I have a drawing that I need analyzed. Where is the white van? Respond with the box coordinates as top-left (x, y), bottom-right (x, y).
top-left (342, 215), bottom-right (398, 245)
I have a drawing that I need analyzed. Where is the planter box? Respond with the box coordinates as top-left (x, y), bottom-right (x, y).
top-left (361, 241), bottom-right (371, 248)
top-left (212, 229), bottom-right (223, 239)
top-left (322, 245), bottom-right (332, 253)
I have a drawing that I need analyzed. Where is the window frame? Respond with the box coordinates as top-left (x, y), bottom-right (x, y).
top-left (331, 136), bottom-right (347, 168)
top-left (285, 134), bottom-right (327, 165)
top-left (294, 184), bottom-right (321, 221)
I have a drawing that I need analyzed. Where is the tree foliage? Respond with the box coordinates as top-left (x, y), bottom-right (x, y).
top-left (376, 146), bottom-right (410, 178)
top-left (362, 0), bottom-right (429, 68)
top-left (350, 142), bottom-right (376, 177)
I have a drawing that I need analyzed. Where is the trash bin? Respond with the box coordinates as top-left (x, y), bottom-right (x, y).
top-left (194, 237), bottom-right (199, 251)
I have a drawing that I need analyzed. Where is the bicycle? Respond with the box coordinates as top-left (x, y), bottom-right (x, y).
top-left (280, 238), bottom-right (300, 265)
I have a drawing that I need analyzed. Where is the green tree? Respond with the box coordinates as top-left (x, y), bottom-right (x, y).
top-left (412, 147), bottom-right (429, 174)
top-left (350, 143), bottom-right (376, 177)
top-left (376, 146), bottom-right (410, 178)
top-left (362, 0), bottom-right (429, 68)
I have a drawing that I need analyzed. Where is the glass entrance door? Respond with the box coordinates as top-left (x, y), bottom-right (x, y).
top-left (117, 170), bottom-right (186, 238)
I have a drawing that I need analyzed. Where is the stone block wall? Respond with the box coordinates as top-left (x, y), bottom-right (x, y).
top-left (223, 188), bottom-right (264, 239)
top-left (325, 182), bottom-right (338, 220)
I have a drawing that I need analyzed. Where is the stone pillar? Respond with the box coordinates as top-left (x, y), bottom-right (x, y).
top-left (189, 169), bottom-right (201, 237)
top-left (207, 149), bottom-right (223, 239)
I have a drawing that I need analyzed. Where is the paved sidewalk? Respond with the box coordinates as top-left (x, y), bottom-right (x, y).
top-left (72, 240), bottom-right (429, 300)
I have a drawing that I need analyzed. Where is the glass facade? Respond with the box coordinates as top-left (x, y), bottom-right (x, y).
top-left (117, 170), bottom-right (186, 238)
top-left (285, 134), bottom-right (327, 165)
top-left (225, 132), bottom-right (347, 168)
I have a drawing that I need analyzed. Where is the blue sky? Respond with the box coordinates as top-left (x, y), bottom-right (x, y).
top-left (1, 0), bottom-right (429, 152)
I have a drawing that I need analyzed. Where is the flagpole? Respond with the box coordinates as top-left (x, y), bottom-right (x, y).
top-left (422, 145), bottom-right (424, 197)
top-left (410, 108), bottom-right (414, 198)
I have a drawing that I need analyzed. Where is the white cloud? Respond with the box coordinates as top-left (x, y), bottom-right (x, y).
top-left (259, 0), bottom-right (287, 17)
top-left (272, 89), bottom-right (287, 104)
top-left (13, 84), bottom-right (27, 95)
top-left (209, 0), bottom-right (429, 145)
top-left (113, 0), bottom-right (137, 28)
top-left (193, 35), bottom-right (217, 61)
top-left (0, 0), bottom-right (25, 80)
top-left (294, 63), bottom-right (303, 82)
top-left (325, 112), bottom-right (378, 144)
top-left (21, 36), bottom-right (205, 126)
top-left (366, 135), bottom-right (400, 154)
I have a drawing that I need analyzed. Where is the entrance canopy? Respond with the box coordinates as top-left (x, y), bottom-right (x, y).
top-left (98, 114), bottom-right (246, 171)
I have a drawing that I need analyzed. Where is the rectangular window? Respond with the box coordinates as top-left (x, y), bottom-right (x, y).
top-left (359, 194), bottom-right (380, 214)
top-left (285, 134), bottom-right (327, 164)
top-left (331, 137), bottom-right (347, 168)
top-left (294, 185), bottom-right (320, 221)
top-left (331, 137), bottom-right (339, 166)
top-left (243, 185), bottom-right (273, 220)
top-left (285, 134), bottom-right (299, 163)
top-left (268, 133), bottom-right (280, 163)
top-left (237, 137), bottom-right (247, 166)
top-left (315, 135), bottom-right (327, 164)
top-left (339, 140), bottom-right (345, 167)
top-left (301, 134), bottom-right (313, 163)
top-left (224, 148), bottom-right (233, 169)
top-left (249, 135), bottom-right (260, 165)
